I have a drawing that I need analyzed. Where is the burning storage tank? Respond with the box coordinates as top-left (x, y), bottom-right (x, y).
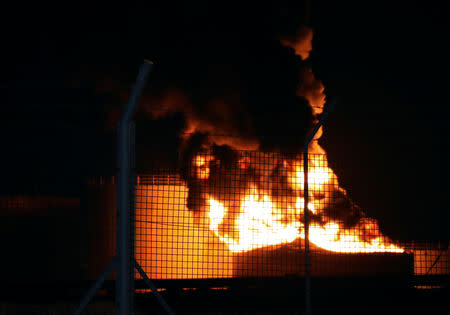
top-left (87, 24), bottom-right (448, 283)
top-left (87, 174), bottom-right (233, 280)
top-left (87, 168), bottom-right (415, 281)
top-left (87, 173), bottom-right (450, 283)
top-left (86, 46), bottom-right (428, 283)
top-left (134, 174), bottom-right (233, 279)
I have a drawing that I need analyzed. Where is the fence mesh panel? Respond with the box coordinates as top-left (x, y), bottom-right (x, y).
top-left (85, 151), bottom-right (449, 285)
top-left (133, 150), bottom-right (410, 279)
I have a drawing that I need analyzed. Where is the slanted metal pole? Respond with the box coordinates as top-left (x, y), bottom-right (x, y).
top-left (116, 60), bottom-right (153, 315)
top-left (303, 100), bottom-right (335, 315)
top-left (71, 60), bottom-right (153, 315)
top-left (72, 258), bottom-right (117, 315)
top-left (134, 259), bottom-right (176, 315)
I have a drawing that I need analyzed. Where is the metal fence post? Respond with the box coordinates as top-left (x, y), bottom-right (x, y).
top-left (303, 143), bottom-right (311, 315)
top-left (303, 100), bottom-right (335, 315)
top-left (116, 60), bottom-right (153, 315)
top-left (72, 60), bottom-right (153, 315)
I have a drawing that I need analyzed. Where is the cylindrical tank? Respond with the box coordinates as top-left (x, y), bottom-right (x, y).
top-left (87, 174), bottom-right (233, 280)
top-left (233, 241), bottom-right (413, 277)
top-left (87, 175), bottom-right (423, 280)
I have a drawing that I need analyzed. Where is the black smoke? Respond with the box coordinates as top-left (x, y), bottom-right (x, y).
top-left (143, 35), bottom-right (314, 153)
top-left (135, 2), bottom-right (315, 162)
top-left (136, 3), bottom-right (317, 228)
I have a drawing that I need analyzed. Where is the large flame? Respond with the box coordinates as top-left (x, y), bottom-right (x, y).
top-left (203, 158), bottom-right (403, 253)
top-left (193, 30), bottom-right (403, 253)
top-left (184, 27), bottom-right (403, 254)
top-left (197, 107), bottom-right (404, 253)
top-left (208, 188), bottom-right (301, 253)
top-left (191, 98), bottom-right (403, 254)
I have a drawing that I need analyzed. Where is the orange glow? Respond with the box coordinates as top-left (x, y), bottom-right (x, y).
top-left (208, 188), bottom-right (300, 253)
top-left (195, 133), bottom-right (404, 254)
top-left (135, 184), bottom-right (232, 279)
top-left (288, 160), bottom-right (332, 191)
top-left (308, 222), bottom-right (404, 253)
top-left (186, 26), bottom-right (404, 256)
top-left (206, 187), bottom-right (403, 254)
top-left (280, 26), bottom-right (314, 61)
top-left (194, 155), bottom-right (211, 179)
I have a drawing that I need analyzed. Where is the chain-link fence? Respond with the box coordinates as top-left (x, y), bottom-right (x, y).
top-left (86, 150), bottom-right (449, 286)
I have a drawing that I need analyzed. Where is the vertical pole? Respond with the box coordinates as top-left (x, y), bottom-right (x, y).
top-left (117, 60), bottom-right (153, 315)
top-left (117, 120), bottom-right (132, 315)
top-left (302, 127), bottom-right (316, 315)
top-left (303, 147), bottom-right (311, 315)
top-left (71, 61), bottom-right (152, 315)
top-left (129, 121), bottom-right (136, 314)
top-left (302, 100), bottom-right (335, 315)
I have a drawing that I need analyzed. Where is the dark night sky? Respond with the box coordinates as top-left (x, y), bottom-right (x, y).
top-left (1, 1), bottom-right (449, 241)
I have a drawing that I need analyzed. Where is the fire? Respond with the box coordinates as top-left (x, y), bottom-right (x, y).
top-left (288, 160), bottom-right (332, 191)
top-left (208, 188), bottom-right (300, 253)
top-left (194, 150), bottom-right (403, 254)
top-left (184, 27), bottom-right (404, 255)
top-left (308, 222), bottom-right (404, 253)
top-left (193, 155), bottom-right (211, 179)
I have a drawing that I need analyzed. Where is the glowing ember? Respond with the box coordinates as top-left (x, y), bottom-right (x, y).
top-left (193, 155), bottom-right (211, 179)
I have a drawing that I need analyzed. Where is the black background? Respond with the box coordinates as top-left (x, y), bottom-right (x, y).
top-left (1, 0), bottom-right (449, 241)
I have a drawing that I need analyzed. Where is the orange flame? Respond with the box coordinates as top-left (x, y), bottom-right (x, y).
top-left (193, 155), bottom-right (211, 179)
top-left (208, 187), bottom-right (300, 253)
top-left (205, 177), bottom-right (403, 254)
top-left (189, 28), bottom-right (404, 255)
top-left (193, 111), bottom-right (404, 254)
